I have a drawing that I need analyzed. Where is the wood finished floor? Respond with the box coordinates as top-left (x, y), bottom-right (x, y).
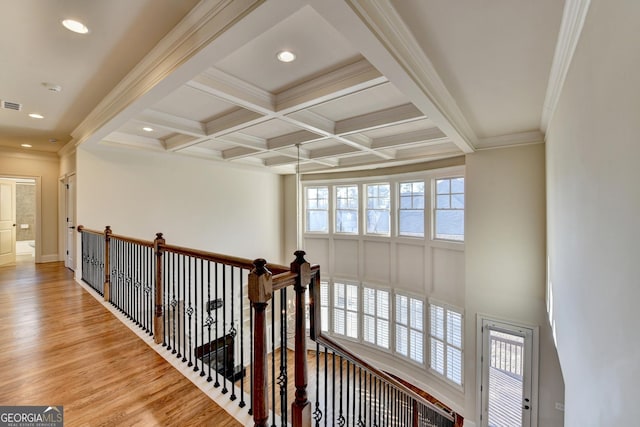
top-left (0, 261), bottom-right (240, 427)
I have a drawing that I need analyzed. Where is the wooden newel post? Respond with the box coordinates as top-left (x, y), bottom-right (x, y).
top-left (291, 250), bottom-right (311, 427)
top-left (153, 233), bottom-right (165, 345)
top-left (248, 258), bottom-right (273, 427)
top-left (103, 226), bottom-right (112, 302)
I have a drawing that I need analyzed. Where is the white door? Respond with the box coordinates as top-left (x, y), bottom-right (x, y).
top-left (65, 174), bottom-right (76, 270)
top-left (0, 179), bottom-right (17, 266)
top-left (480, 319), bottom-right (536, 427)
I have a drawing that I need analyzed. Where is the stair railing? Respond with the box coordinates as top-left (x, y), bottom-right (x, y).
top-left (77, 225), bottom-right (463, 427)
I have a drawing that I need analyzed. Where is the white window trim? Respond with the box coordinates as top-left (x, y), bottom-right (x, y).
top-left (304, 185), bottom-right (329, 234)
top-left (394, 291), bottom-right (426, 367)
top-left (428, 298), bottom-right (464, 389)
top-left (331, 280), bottom-right (360, 341)
top-left (365, 183), bottom-right (391, 236)
top-left (432, 176), bottom-right (465, 243)
top-left (362, 283), bottom-right (392, 351)
top-left (397, 179), bottom-right (426, 239)
top-left (334, 184), bottom-right (360, 234)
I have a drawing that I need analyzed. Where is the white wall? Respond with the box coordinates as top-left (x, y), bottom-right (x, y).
top-left (77, 145), bottom-right (285, 267)
top-left (0, 147), bottom-right (59, 262)
top-left (546, 1), bottom-right (640, 425)
top-left (466, 144), bottom-right (564, 427)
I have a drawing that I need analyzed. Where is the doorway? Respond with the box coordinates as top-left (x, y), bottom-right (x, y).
top-left (0, 177), bottom-right (36, 266)
top-left (63, 174), bottom-right (76, 271)
top-left (480, 317), bottom-right (538, 427)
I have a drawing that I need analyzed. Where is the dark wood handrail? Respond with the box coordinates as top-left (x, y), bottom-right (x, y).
top-left (314, 334), bottom-right (455, 421)
top-left (308, 270), bottom-right (461, 425)
top-left (77, 225), bottom-right (290, 274)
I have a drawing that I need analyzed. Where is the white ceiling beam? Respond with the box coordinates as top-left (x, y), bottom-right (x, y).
top-left (177, 145), bottom-right (223, 161)
top-left (267, 145), bottom-right (340, 168)
top-left (309, 144), bottom-right (361, 159)
top-left (371, 127), bottom-right (447, 149)
top-left (217, 133), bottom-right (268, 151)
top-left (335, 103), bottom-right (424, 135)
top-left (267, 130), bottom-right (324, 150)
top-left (136, 110), bottom-right (206, 138)
top-left (165, 134), bottom-right (202, 151)
top-left (188, 67), bottom-right (275, 114)
top-left (311, 0), bottom-right (477, 153)
top-left (285, 110), bottom-right (336, 135)
top-left (222, 146), bottom-right (263, 160)
top-left (101, 131), bottom-right (166, 151)
top-left (275, 57), bottom-right (388, 113)
top-left (71, 0), bottom-right (267, 148)
top-left (205, 107), bottom-right (267, 136)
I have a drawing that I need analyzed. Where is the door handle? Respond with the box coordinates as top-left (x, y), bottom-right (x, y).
top-left (524, 405), bottom-right (530, 410)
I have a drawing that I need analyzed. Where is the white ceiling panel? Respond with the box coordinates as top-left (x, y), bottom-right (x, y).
top-left (215, 5), bottom-right (360, 93)
top-left (308, 82), bottom-right (409, 122)
top-left (151, 86), bottom-right (237, 122)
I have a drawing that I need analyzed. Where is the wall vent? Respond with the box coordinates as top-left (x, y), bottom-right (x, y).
top-left (1, 100), bottom-right (22, 111)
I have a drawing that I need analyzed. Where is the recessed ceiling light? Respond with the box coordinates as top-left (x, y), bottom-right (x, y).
top-left (142, 127), bottom-right (154, 132)
top-left (21, 144), bottom-right (32, 148)
top-left (49, 138), bottom-right (58, 144)
top-left (62, 19), bottom-right (89, 34)
top-left (276, 50), bottom-right (296, 63)
top-left (29, 113), bottom-right (44, 119)
top-left (42, 83), bottom-right (62, 93)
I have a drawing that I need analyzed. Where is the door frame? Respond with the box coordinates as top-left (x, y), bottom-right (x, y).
top-left (59, 173), bottom-right (76, 271)
top-left (0, 175), bottom-right (40, 263)
top-left (476, 314), bottom-right (539, 427)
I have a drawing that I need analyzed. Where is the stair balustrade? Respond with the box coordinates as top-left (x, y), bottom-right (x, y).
top-left (77, 226), bottom-right (463, 427)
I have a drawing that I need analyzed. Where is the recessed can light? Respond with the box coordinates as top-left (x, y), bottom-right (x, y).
top-left (277, 50), bottom-right (296, 63)
top-left (62, 19), bottom-right (89, 34)
top-left (21, 144), bottom-right (32, 148)
top-left (42, 83), bottom-right (62, 93)
top-left (142, 127), bottom-right (154, 132)
top-left (29, 113), bottom-right (44, 119)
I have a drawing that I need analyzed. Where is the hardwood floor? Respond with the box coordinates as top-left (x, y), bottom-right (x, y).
top-left (0, 261), bottom-right (240, 427)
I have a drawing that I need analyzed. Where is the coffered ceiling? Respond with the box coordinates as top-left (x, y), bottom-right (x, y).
top-left (1, 0), bottom-right (566, 174)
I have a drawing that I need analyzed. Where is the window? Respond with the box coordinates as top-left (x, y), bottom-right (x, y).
top-left (429, 301), bottom-right (463, 386)
top-left (395, 294), bottom-right (424, 363)
top-left (363, 287), bottom-right (390, 349)
top-left (305, 186), bottom-right (329, 232)
top-left (434, 177), bottom-right (464, 241)
top-left (333, 282), bottom-right (358, 338)
top-left (320, 281), bottom-right (329, 332)
top-left (366, 183), bottom-right (390, 235)
top-left (335, 185), bottom-right (358, 233)
top-left (399, 181), bottom-right (425, 237)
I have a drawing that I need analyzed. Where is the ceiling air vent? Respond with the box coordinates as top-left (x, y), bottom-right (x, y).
top-left (1, 100), bottom-right (22, 111)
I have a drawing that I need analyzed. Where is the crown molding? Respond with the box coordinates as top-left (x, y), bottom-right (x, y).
top-left (540, 0), bottom-right (592, 133)
top-left (343, 0), bottom-right (477, 153)
top-left (476, 131), bottom-right (545, 150)
top-left (70, 0), bottom-right (265, 148)
top-left (0, 145), bottom-right (59, 162)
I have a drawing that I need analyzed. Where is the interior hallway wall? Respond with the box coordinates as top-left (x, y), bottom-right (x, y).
top-left (465, 143), bottom-right (564, 427)
top-left (546, 0), bottom-right (640, 424)
top-left (0, 147), bottom-right (59, 262)
top-left (76, 145), bottom-right (285, 269)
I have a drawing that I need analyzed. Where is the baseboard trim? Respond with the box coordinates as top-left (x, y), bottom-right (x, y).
top-left (38, 254), bottom-right (60, 263)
